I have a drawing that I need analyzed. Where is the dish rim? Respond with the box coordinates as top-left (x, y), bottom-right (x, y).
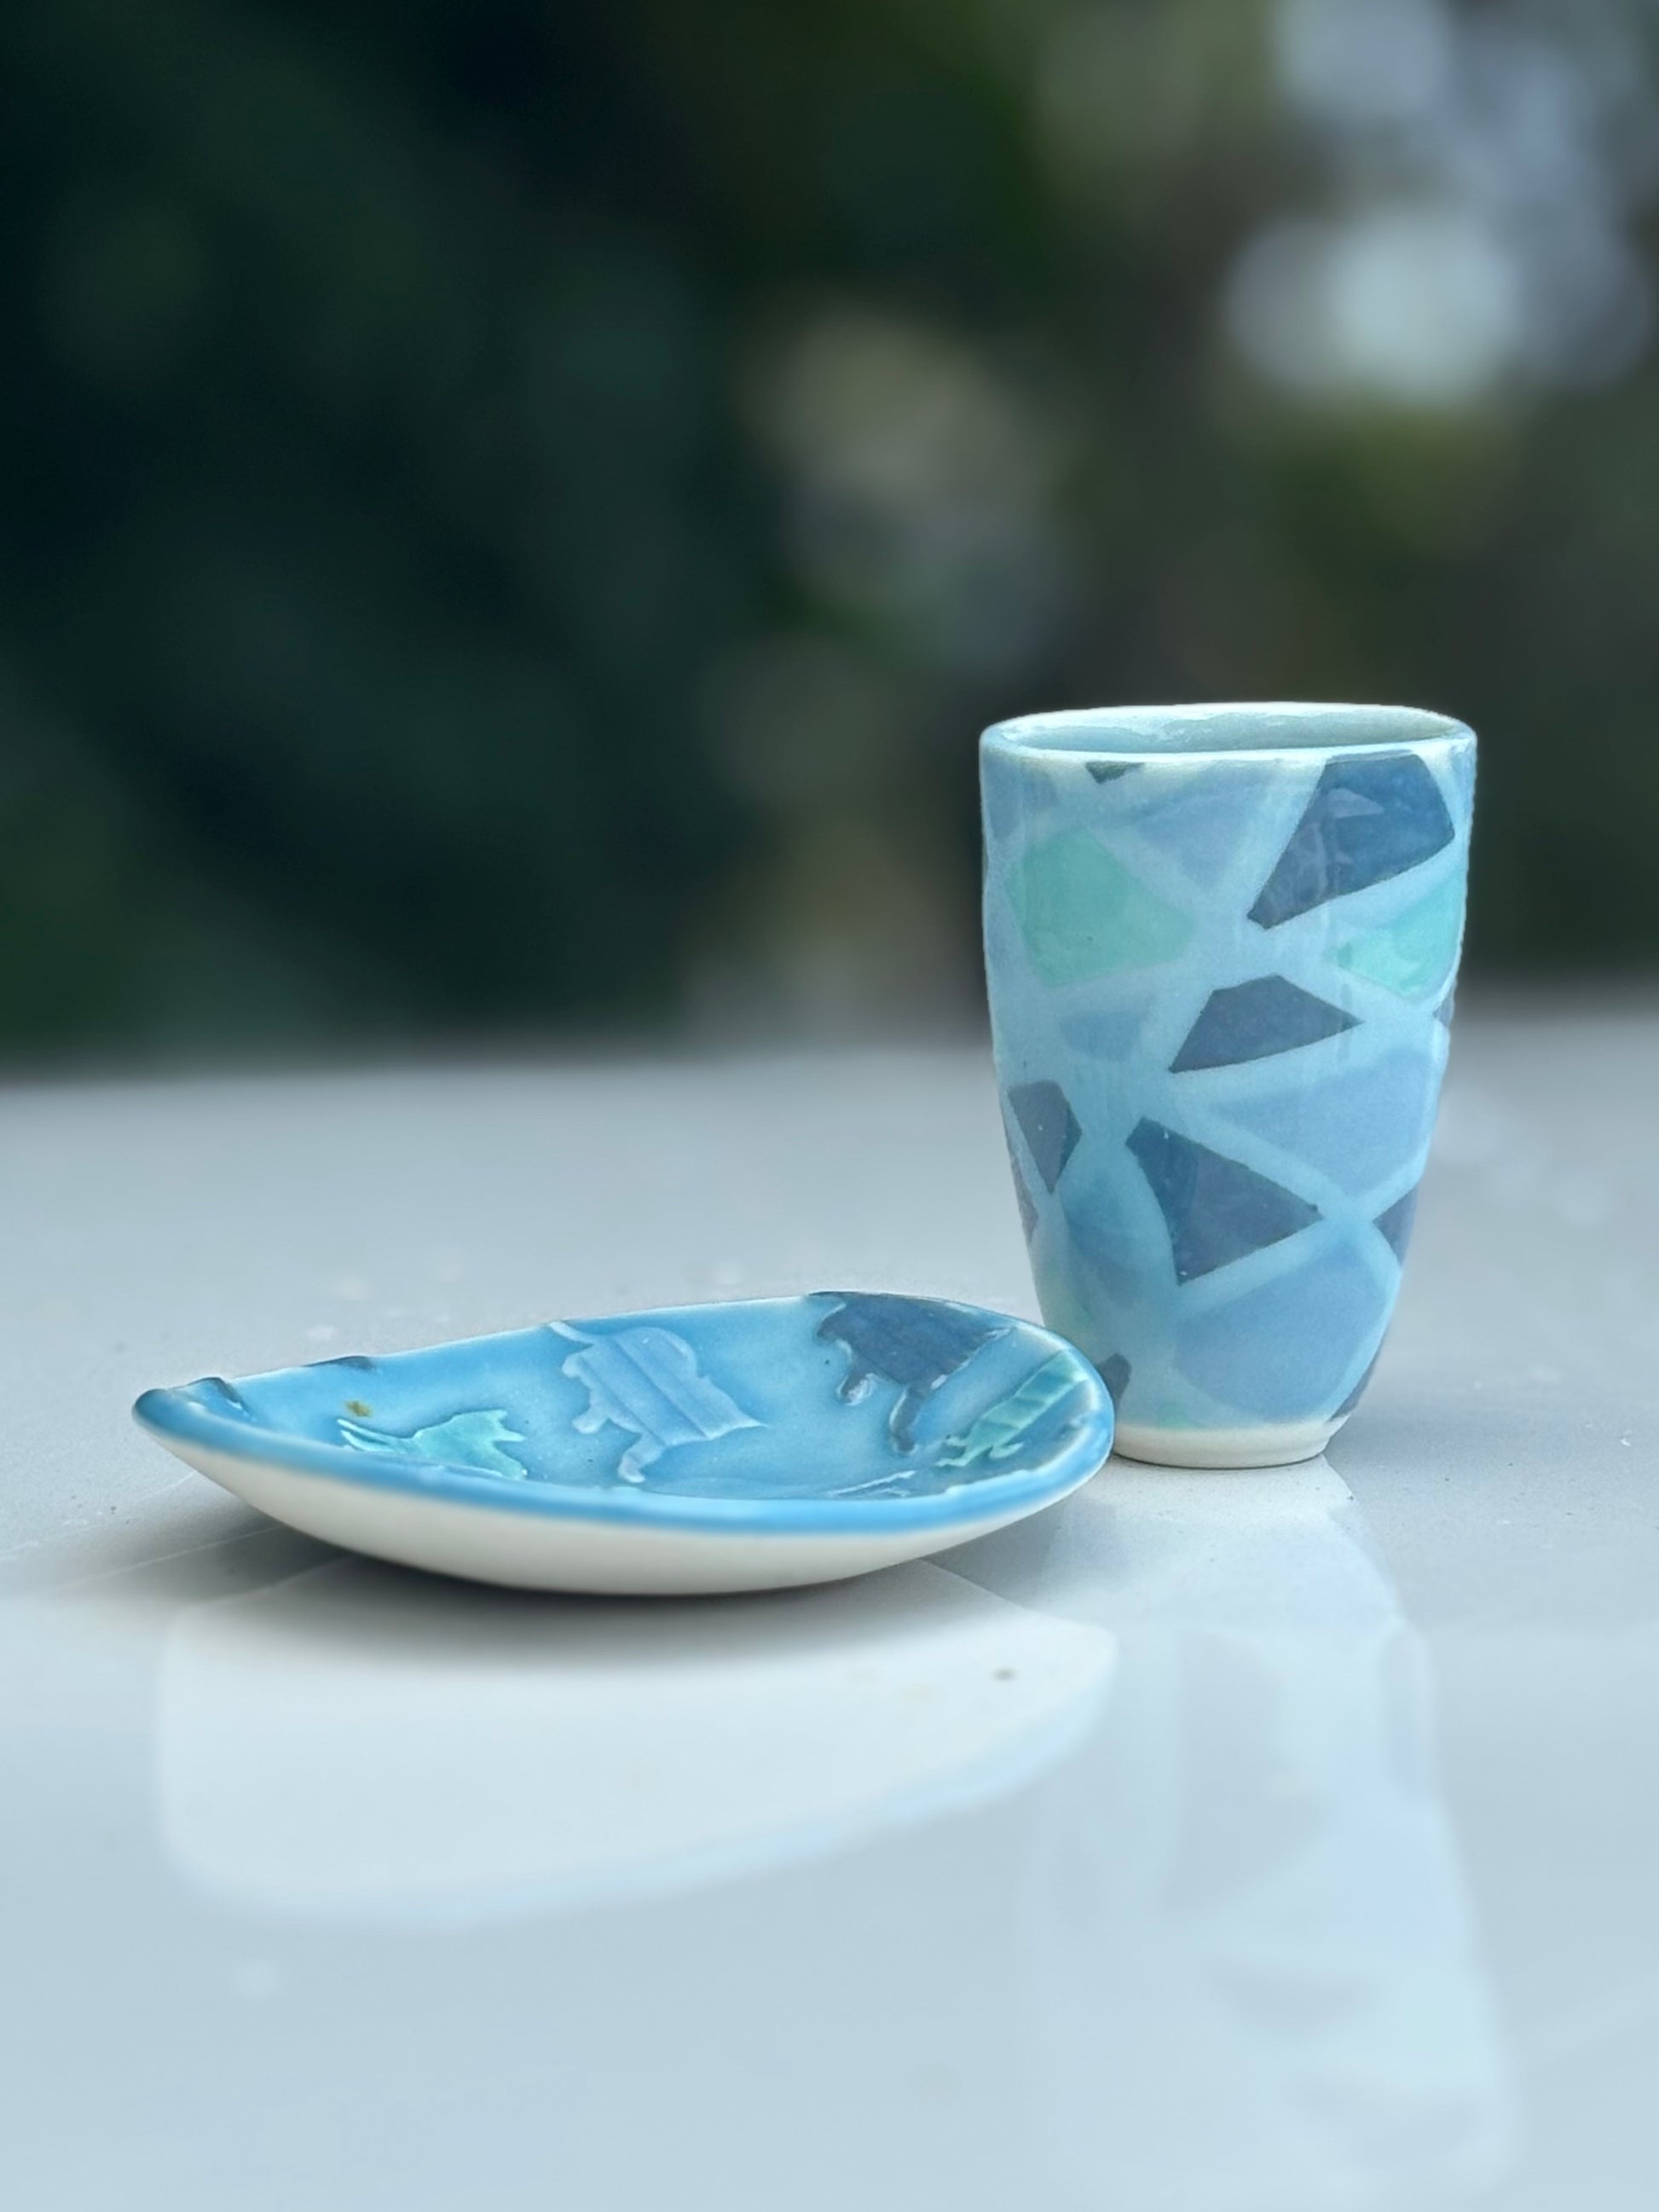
top-left (132, 1294), bottom-right (1116, 1539)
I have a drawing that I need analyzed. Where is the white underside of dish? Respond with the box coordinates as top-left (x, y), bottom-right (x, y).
top-left (1112, 1417), bottom-right (1341, 1471)
top-left (177, 1440), bottom-right (1061, 1595)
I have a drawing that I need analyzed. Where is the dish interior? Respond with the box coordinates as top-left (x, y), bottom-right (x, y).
top-left (137, 1294), bottom-right (1111, 1516)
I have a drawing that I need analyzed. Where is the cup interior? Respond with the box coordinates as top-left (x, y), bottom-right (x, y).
top-left (982, 703), bottom-right (1471, 759)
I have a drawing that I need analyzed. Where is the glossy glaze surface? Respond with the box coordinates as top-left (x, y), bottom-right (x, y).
top-left (135, 1294), bottom-right (1113, 1591)
top-left (982, 704), bottom-right (1475, 1465)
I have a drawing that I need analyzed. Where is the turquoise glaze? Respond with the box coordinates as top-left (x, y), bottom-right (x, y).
top-left (981, 704), bottom-right (1475, 1468)
top-left (134, 1294), bottom-right (1115, 1590)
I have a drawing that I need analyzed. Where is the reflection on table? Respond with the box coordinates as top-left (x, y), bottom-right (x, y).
top-left (154, 1456), bottom-right (1511, 2210)
top-left (158, 1554), bottom-right (1117, 1919)
top-left (955, 1461), bottom-right (1513, 2210)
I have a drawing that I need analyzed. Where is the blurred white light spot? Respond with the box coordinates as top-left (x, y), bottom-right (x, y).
top-left (1253, 0), bottom-right (1659, 398)
top-left (1275, 0), bottom-right (1454, 126)
top-left (1227, 204), bottom-right (1528, 407)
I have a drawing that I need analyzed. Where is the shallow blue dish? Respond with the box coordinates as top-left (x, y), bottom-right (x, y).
top-left (133, 1292), bottom-right (1114, 1593)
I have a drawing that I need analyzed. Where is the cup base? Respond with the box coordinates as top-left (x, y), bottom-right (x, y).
top-left (1112, 1418), bottom-right (1340, 1471)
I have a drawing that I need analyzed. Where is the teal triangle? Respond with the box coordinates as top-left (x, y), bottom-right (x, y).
top-left (1012, 829), bottom-right (1194, 986)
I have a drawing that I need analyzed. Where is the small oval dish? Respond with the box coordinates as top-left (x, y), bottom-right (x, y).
top-left (133, 1292), bottom-right (1114, 1594)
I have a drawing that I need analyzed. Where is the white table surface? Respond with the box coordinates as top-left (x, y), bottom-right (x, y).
top-left (3, 1009), bottom-right (1656, 2212)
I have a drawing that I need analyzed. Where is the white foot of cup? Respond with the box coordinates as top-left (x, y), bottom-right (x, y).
top-left (1112, 1418), bottom-right (1342, 1471)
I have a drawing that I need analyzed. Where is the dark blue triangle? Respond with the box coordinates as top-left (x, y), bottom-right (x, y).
top-left (1250, 753), bottom-right (1455, 928)
top-left (1128, 1119), bottom-right (1321, 1283)
top-left (1086, 761), bottom-right (1139, 784)
top-left (1095, 1352), bottom-right (1130, 1403)
top-left (1009, 1080), bottom-right (1082, 1192)
top-left (1171, 976), bottom-right (1358, 1072)
top-left (1374, 1185), bottom-right (1419, 1262)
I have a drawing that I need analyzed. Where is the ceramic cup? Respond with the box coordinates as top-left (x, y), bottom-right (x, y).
top-left (981, 704), bottom-right (1475, 1468)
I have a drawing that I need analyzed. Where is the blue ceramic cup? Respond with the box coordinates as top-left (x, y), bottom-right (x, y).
top-left (981, 704), bottom-right (1475, 1467)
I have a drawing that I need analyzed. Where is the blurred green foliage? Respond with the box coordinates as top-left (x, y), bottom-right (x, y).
top-left (3, 0), bottom-right (1658, 1060)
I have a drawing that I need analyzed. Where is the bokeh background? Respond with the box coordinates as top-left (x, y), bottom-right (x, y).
top-left (7, 0), bottom-right (1659, 1065)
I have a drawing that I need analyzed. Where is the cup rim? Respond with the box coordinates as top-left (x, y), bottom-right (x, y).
top-left (981, 701), bottom-right (1474, 762)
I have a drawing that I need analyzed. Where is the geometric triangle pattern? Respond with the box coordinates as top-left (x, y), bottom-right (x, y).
top-left (1208, 1046), bottom-right (1440, 1199)
top-left (1374, 1185), bottom-right (1418, 1262)
top-left (1059, 1161), bottom-right (1143, 1301)
top-left (1011, 828), bottom-right (1194, 987)
top-left (1334, 875), bottom-right (1465, 1001)
top-left (1095, 1352), bottom-right (1131, 1402)
top-left (1060, 1004), bottom-right (1147, 1059)
top-left (1129, 761), bottom-right (1274, 883)
top-left (1249, 752), bottom-right (1456, 929)
top-left (1009, 1079), bottom-right (1082, 1192)
top-left (1174, 1242), bottom-right (1390, 1419)
top-left (1128, 1119), bottom-right (1321, 1283)
top-left (981, 712), bottom-right (1473, 1447)
top-left (1171, 976), bottom-right (1359, 1072)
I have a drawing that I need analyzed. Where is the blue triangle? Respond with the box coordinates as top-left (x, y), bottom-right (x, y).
top-left (1096, 1352), bottom-right (1130, 1403)
top-left (1171, 976), bottom-right (1357, 1072)
top-left (1374, 1185), bottom-right (1418, 1261)
top-left (1008, 1080), bottom-right (1082, 1192)
top-left (1060, 1005), bottom-right (1147, 1059)
top-left (1131, 765), bottom-right (1269, 884)
top-left (1250, 753), bottom-right (1455, 927)
top-left (1176, 1242), bottom-right (1389, 1419)
top-left (1211, 1047), bottom-right (1439, 1200)
top-left (1128, 1119), bottom-right (1321, 1283)
top-left (1059, 1161), bottom-right (1142, 1301)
